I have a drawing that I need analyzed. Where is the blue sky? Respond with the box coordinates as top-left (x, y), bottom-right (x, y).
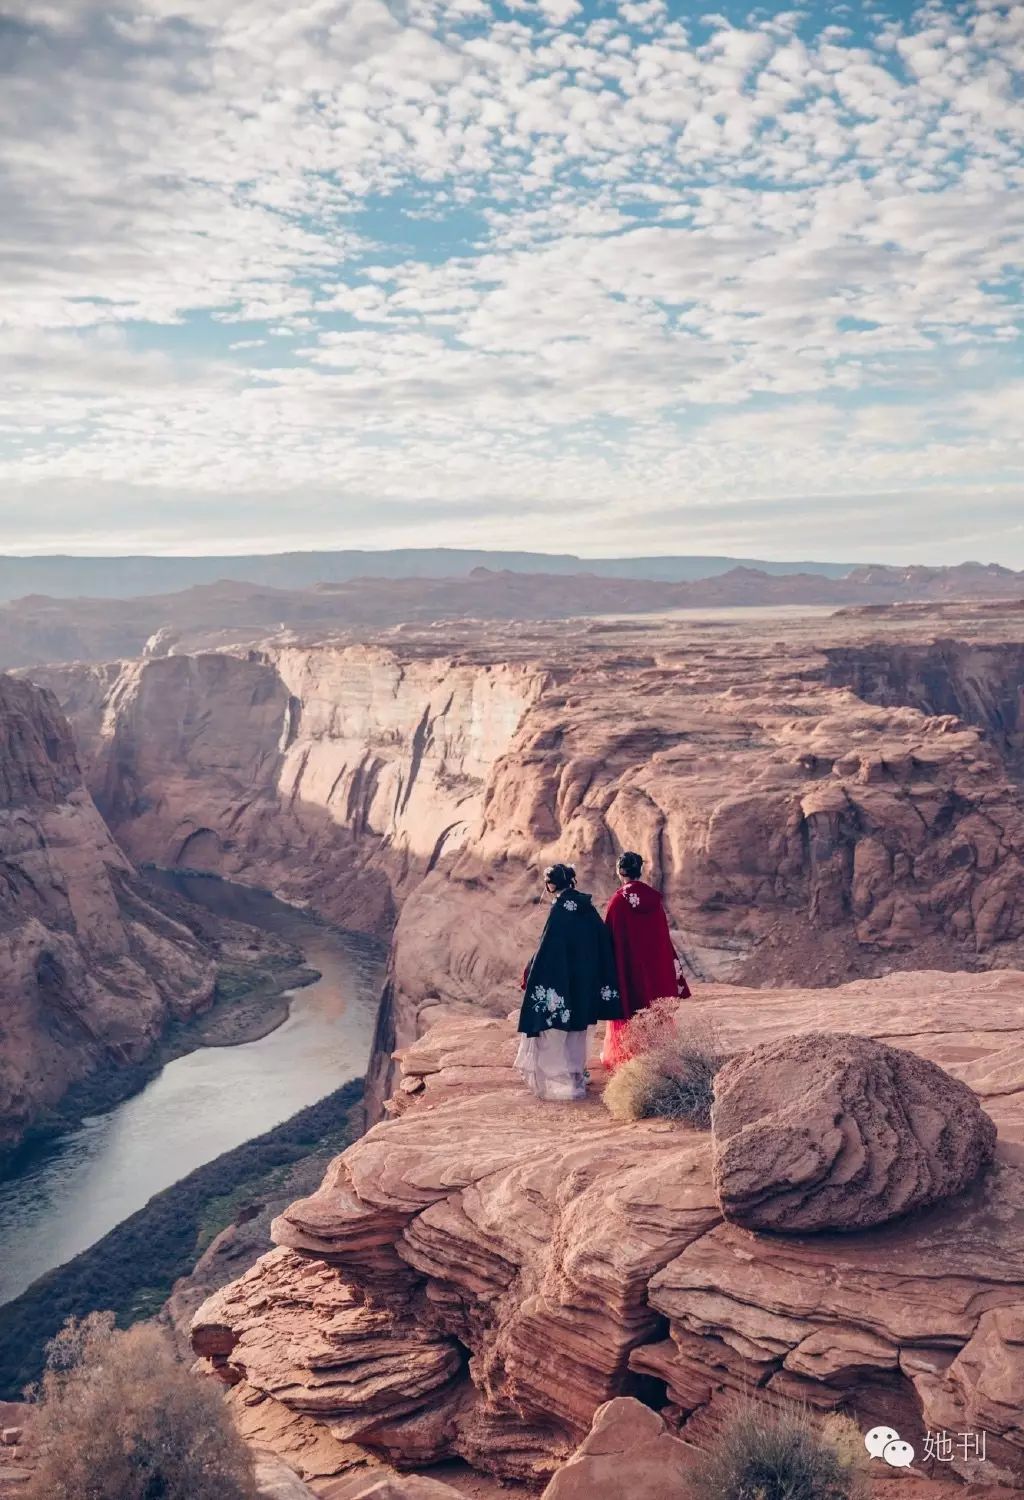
top-left (0, 0), bottom-right (1022, 562)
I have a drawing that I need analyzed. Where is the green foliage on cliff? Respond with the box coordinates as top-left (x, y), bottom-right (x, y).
top-left (0, 1079), bottom-right (363, 1398)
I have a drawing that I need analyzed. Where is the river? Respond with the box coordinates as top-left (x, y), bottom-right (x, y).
top-left (0, 873), bottom-right (384, 1308)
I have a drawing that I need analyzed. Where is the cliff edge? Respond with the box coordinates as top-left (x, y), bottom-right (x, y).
top-left (193, 969), bottom-right (1024, 1493)
top-left (0, 674), bottom-right (217, 1151)
top-left (33, 613), bottom-right (1024, 1127)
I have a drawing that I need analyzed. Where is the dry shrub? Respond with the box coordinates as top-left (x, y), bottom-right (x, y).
top-left (690, 1401), bottom-right (868, 1500)
top-left (26, 1312), bottom-right (257, 1500)
top-left (604, 1008), bottom-right (725, 1128)
top-left (620, 995), bottom-right (684, 1056)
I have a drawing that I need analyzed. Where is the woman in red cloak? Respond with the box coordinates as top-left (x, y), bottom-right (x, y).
top-left (601, 851), bottom-right (691, 1070)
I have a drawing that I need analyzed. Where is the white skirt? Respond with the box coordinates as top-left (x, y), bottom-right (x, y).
top-left (515, 1028), bottom-right (590, 1102)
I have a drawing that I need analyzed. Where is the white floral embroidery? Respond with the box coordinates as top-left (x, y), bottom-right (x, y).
top-left (601, 985), bottom-right (618, 1003)
top-left (626, 891), bottom-right (641, 908)
top-left (531, 984), bottom-right (569, 1024)
top-left (563, 899), bottom-right (577, 912)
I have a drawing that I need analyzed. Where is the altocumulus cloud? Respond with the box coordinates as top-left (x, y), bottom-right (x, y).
top-left (0, 0), bottom-right (1022, 559)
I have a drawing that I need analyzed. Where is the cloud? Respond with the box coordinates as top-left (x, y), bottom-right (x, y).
top-left (0, 0), bottom-right (1022, 561)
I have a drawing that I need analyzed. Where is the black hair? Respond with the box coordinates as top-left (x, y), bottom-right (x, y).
top-left (617, 851), bottom-right (643, 880)
top-left (544, 862), bottom-right (577, 892)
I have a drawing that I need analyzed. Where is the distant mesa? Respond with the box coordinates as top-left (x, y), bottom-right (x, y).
top-left (1, 551), bottom-right (1023, 672)
top-left (0, 547), bottom-right (858, 603)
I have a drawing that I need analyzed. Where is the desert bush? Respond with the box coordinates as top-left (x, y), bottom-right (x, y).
top-left (26, 1312), bottom-right (257, 1500)
top-left (604, 1012), bottom-right (725, 1127)
top-left (690, 1402), bottom-right (868, 1500)
top-left (619, 995), bottom-right (683, 1056)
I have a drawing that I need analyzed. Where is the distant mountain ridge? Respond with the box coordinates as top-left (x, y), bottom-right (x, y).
top-left (1, 560), bottom-right (1022, 672)
top-left (0, 549), bottom-right (856, 601)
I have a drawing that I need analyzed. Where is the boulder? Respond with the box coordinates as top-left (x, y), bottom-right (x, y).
top-left (712, 1031), bottom-right (997, 1232)
top-left (254, 1451), bottom-right (320, 1499)
top-left (541, 1397), bottom-right (695, 1499)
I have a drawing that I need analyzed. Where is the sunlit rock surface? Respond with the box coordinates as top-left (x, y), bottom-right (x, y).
top-left (36, 606), bottom-right (1024, 1124)
top-left (193, 970), bottom-right (1024, 1490)
top-left (712, 1030), bottom-right (997, 1232)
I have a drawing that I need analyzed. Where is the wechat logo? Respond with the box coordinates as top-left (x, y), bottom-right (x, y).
top-left (864, 1426), bottom-right (915, 1469)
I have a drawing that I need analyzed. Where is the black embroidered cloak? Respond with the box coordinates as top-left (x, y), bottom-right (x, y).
top-left (518, 890), bottom-right (623, 1035)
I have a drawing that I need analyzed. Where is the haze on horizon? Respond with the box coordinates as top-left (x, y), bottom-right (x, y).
top-left (1, 0), bottom-right (1022, 566)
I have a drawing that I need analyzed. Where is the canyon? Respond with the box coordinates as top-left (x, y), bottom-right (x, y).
top-left (0, 673), bottom-right (255, 1155)
top-left (5, 592), bottom-right (1024, 1495)
top-left (30, 599), bottom-right (1024, 1123)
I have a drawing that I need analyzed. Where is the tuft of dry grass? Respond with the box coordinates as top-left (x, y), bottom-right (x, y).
top-left (617, 995), bottom-right (684, 1056)
top-left (603, 1010), bottom-right (725, 1127)
top-left (25, 1312), bottom-right (257, 1500)
top-left (690, 1401), bottom-right (869, 1500)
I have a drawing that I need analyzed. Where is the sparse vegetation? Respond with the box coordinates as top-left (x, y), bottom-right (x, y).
top-left (25, 1313), bottom-right (257, 1500)
top-left (0, 1078), bottom-right (363, 1397)
top-left (690, 1402), bottom-right (868, 1500)
top-left (603, 1003), bottom-right (725, 1127)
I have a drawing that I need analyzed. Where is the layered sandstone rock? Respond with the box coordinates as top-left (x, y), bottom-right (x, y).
top-left (32, 646), bottom-right (549, 935)
top-left (0, 674), bottom-right (220, 1150)
top-left (192, 970), bottom-right (1024, 1491)
top-left (823, 640), bottom-right (1024, 776)
top-left (711, 1031), bottom-right (997, 1232)
top-left (34, 606), bottom-right (1024, 1119)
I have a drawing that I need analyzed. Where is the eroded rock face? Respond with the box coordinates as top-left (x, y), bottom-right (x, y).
top-left (253, 1452), bottom-right (321, 1500)
top-left (35, 607), bottom-right (1024, 1120)
top-left (0, 674), bottom-right (217, 1150)
top-left (712, 1031), bottom-right (997, 1233)
top-left (33, 646), bottom-right (549, 936)
top-left (192, 971), bottom-right (1024, 1491)
top-left (544, 1398), bottom-right (1020, 1500)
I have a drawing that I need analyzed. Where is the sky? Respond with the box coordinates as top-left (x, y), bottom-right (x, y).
top-left (0, 0), bottom-right (1022, 563)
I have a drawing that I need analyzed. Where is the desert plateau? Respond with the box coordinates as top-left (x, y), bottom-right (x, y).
top-left (1, 573), bottom-right (1023, 1497)
top-left (4, 0), bottom-right (1024, 1491)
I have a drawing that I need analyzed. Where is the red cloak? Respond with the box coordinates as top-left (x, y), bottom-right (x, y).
top-left (604, 879), bottom-right (691, 1020)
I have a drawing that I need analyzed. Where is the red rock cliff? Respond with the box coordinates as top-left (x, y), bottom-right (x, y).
top-left (192, 971), bottom-right (1024, 1492)
top-left (34, 612), bottom-right (1024, 1120)
top-left (0, 673), bottom-right (216, 1150)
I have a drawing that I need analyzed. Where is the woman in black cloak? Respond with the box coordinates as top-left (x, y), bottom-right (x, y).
top-left (516, 863), bottom-right (623, 1102)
